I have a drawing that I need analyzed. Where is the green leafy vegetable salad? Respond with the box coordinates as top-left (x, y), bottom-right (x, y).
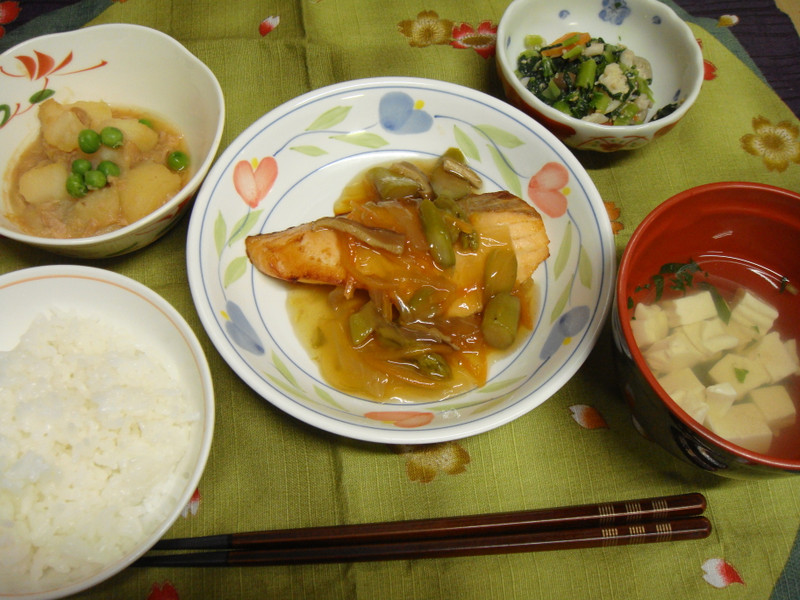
top-left (516, 32), bottom-right (675, 125)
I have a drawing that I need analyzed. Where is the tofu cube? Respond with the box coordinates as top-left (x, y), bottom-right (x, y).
top-left (707, 353), bottom-right (770, 399)
top-left (705, 402), bottom-right (773, 454)
top-left (662, 291), bottom-right (718, 328)
top-left (670, 388), bottom-right (709, 423)
top-left (729, 289), bottom-right (778, 335)
top-left (704, 382), bottom-right (737, 420)
top-left (681, 317), bottom-right (739, 357)
top-left (631, 303), bottom-right (669, 348)
top-left (784, 338), bottom-right (800, 375)
top-left (657, 368), bottom-right (708, 423)
top-left (748, 331), bottom-right (798, 383)
top-left (749, 385), bottom-right (796, 430)
top-left (725, 319), bottom-right (762, 350)
top-left (658, 367), bottom-right (705, 396)
top-left (644, 330), bottom-right (706, 374)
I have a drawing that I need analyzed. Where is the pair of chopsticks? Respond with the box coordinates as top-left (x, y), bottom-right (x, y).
top-left (134, 492), bottom-right (710, 568)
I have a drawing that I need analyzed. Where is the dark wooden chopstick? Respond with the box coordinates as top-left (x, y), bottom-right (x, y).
top-left (136, 517), bottom-right (711, 567)
top-left (152, 492), bottom-right (705, 550)
top-left (135, 493), bottom-right (708, 567)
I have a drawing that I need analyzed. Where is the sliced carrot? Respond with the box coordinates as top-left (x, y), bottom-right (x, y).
top-left (540, 32), bottom-right (591, 57)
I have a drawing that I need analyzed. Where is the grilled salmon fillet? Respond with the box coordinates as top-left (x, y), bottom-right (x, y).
top-left (245, 191), bottom-right (549, 289)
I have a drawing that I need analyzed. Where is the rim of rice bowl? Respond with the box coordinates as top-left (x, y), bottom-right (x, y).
top-left (0, 265), bottom-right (214, 599)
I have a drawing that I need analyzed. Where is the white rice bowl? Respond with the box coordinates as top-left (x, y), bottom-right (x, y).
top-left (0, 266), bottom-right (214, 599)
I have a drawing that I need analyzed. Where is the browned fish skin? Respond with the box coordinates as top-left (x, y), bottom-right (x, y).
top-left (245, 225), bottom-right (346, 285)
top-left (245, 191), bottom-right (549, 287)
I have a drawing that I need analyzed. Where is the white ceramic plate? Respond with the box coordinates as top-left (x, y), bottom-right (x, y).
top-left (0, 265), bottom-right (214, 599)
top-left (187, 77), bottom-right (614, 444)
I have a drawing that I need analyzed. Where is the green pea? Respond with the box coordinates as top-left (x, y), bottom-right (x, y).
top-left (418, 198), bottom-right (455, 269)
top-left (97, 160), bottom-right (121, 178)
top-left (481, 292), bottom-right (520, 349)
top-left (100, 126), bottom-right (123, 148)
top-left (84, 169), bottom-right (107, 190)
top-left (167, 151), bottom-right (190, 172)
top-left (65, 173), bottom-right (87, 198)
top-left (138, 118), bottom-right (153, 128)
top-left (71, 159), bottom-right (92, 175)
top-left (78, 129), bottom-right (101, 154)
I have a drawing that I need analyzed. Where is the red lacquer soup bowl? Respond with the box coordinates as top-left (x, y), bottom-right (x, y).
top-left (612, 182), bottom-right (800, 478)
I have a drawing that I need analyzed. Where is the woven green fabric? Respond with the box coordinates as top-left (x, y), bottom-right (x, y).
top-left (2, 1), bottom-right (800, 598)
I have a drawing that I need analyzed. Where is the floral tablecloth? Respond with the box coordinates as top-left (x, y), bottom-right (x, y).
top-left (1, 1), bottom-right (800, 599)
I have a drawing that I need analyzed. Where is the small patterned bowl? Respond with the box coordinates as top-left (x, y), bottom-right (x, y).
top-left (0, 24), bottom-right (224, 258)
top-left (612, 182), bottom-right (800, 478)
top-left (496, 0), bottom-right (704, 152)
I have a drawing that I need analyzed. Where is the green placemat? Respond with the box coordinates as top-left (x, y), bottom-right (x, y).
top-left (2, 1), bottom-right (800, 599)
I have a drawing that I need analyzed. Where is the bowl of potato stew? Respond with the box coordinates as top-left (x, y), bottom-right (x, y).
top-left (0, 24), bottom-right (224, 258)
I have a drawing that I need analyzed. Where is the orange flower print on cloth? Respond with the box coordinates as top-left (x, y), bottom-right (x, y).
top-left (397, 11), bottom-right (454, 47)
top-left (181, 487), bottom-right (201, 518)
top-left (395, 441), bottom-right (470, 483)
top-left (451, 21), bottom-right (498, 59)
top-left (259, 16), bottom-right (280, 37)
top-left (147, 581), bottom-right (180, 600)
top-left (569, 404), bottom-right (608, 429)
top-left (398, 11), bottom-right (498, 59)
top-left (741, 116), bottom-right (800, 172)
top-left (0, 1), bottom-right (20, 39)
top-left (696, 39), bottom-right (718, 81)
top-left (716, 14), bottom-right (740, 27)
top-left (701, 558), bottom-right (745, 588)
top-left (604, 201), bottom-right (624, 234)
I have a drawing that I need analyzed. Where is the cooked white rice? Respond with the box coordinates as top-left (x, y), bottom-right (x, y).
top-left (0, 310), bottom-right (200, 594)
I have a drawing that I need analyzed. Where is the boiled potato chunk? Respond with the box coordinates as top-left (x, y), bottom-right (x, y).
top-left (38, 100), bottom-right (84, 152)
top-left (119, 162), bottom-right (181, 222)
top-left (70, 101), bottom-right (113, 128)
top-left (18, 162), bottom-right (71, 205)
top-left (100, 117), bottom-right (158, 152)
top-left (71, 186), bottom-right (121, 233)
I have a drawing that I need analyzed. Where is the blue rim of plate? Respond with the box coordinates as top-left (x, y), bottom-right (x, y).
top-left (186, 76), bottom-right (615, 443)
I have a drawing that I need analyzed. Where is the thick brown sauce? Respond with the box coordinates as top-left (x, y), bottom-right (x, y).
top-left (286, 161), bottom-right (538, 403)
